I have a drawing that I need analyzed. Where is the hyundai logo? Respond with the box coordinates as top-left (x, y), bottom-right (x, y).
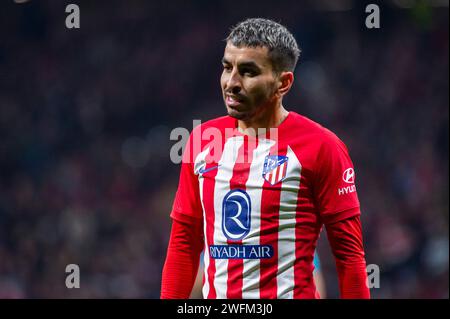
top-left (342, 168), bottom-right (355, 184)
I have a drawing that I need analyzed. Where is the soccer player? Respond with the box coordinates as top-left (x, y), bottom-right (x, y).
top-left (161, 18), bottom-right (370, 299)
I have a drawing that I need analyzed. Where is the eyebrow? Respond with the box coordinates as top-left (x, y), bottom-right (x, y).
top-left (222, 58), bottom-right (261, 70)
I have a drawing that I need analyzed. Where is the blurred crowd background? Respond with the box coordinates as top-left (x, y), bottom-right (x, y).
top-left (0, 0), bottom-right (448, 298)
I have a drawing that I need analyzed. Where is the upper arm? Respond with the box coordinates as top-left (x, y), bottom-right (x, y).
top-left (313, 135), bottom-right (361, 224)
top-left (171, 130), bottom-right (204, 222)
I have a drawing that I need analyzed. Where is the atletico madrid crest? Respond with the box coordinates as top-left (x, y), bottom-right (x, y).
top-left (262, 155), bottom-right (289, 185)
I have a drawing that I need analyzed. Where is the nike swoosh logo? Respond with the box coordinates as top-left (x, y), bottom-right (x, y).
top-left (199, 165), bottom-right (221, 174)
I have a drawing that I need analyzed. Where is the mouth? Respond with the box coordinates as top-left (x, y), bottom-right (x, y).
top-left (225, 94), bottom-right (245, 108)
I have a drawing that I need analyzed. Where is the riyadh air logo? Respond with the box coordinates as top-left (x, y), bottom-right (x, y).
top-left (343, 168), bottom-right (355, 184)
top-left (222, 189), bottom-right (251, 241)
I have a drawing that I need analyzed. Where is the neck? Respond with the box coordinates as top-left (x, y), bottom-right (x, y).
top-left (238, 102), bottom-right (289, 136)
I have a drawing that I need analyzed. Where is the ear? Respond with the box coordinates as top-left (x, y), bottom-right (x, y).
top-left (276, 71), bottom-right (294, 96)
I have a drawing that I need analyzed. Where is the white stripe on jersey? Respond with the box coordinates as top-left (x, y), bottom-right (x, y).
top-left (194, 147), bottom-right (211, 298)
top-left (241, 138), bottom-right (276, 299)
top-left (212, 136), bottom-right (244, 298)
top-left (277, 146), bottom-right (302, 298)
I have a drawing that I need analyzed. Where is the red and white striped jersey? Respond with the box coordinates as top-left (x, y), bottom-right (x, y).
top-left (171, 111), bottom-right (361, 299)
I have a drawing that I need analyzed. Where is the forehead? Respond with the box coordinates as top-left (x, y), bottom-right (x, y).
top-left (223, 42), bottom-right (271, 68)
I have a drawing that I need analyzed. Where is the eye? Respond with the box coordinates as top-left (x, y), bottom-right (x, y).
top-left (223, 64), bottom-right (232, 72)
top-left (241, 69), bottom-right (257, 77)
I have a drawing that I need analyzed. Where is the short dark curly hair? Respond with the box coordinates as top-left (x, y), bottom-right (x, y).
top-left (226, 18), bottom-right (301, 73)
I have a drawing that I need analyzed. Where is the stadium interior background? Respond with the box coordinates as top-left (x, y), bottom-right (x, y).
top-left (0, 0), bottom-right (448, 298)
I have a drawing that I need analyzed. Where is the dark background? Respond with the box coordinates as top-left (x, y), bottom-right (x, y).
top-left (0, 0), bottom-right (448, 298)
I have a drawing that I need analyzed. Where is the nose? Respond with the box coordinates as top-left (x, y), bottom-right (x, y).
top-left (226, 70), bottom-right (242, 94)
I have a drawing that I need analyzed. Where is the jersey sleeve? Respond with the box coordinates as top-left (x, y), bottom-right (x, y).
top-left (313, 133), bottom-right (361, 224)
top-left (170, 129), bottom-right (203, 223)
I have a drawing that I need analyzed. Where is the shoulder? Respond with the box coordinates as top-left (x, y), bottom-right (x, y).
top-left (287, 112), bottom-right (348, 152)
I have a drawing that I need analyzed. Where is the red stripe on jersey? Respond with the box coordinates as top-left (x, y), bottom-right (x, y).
top-left (259, 144), bottom-right (285, 298)
top-left (226, 135), bottom-right (257, 299)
